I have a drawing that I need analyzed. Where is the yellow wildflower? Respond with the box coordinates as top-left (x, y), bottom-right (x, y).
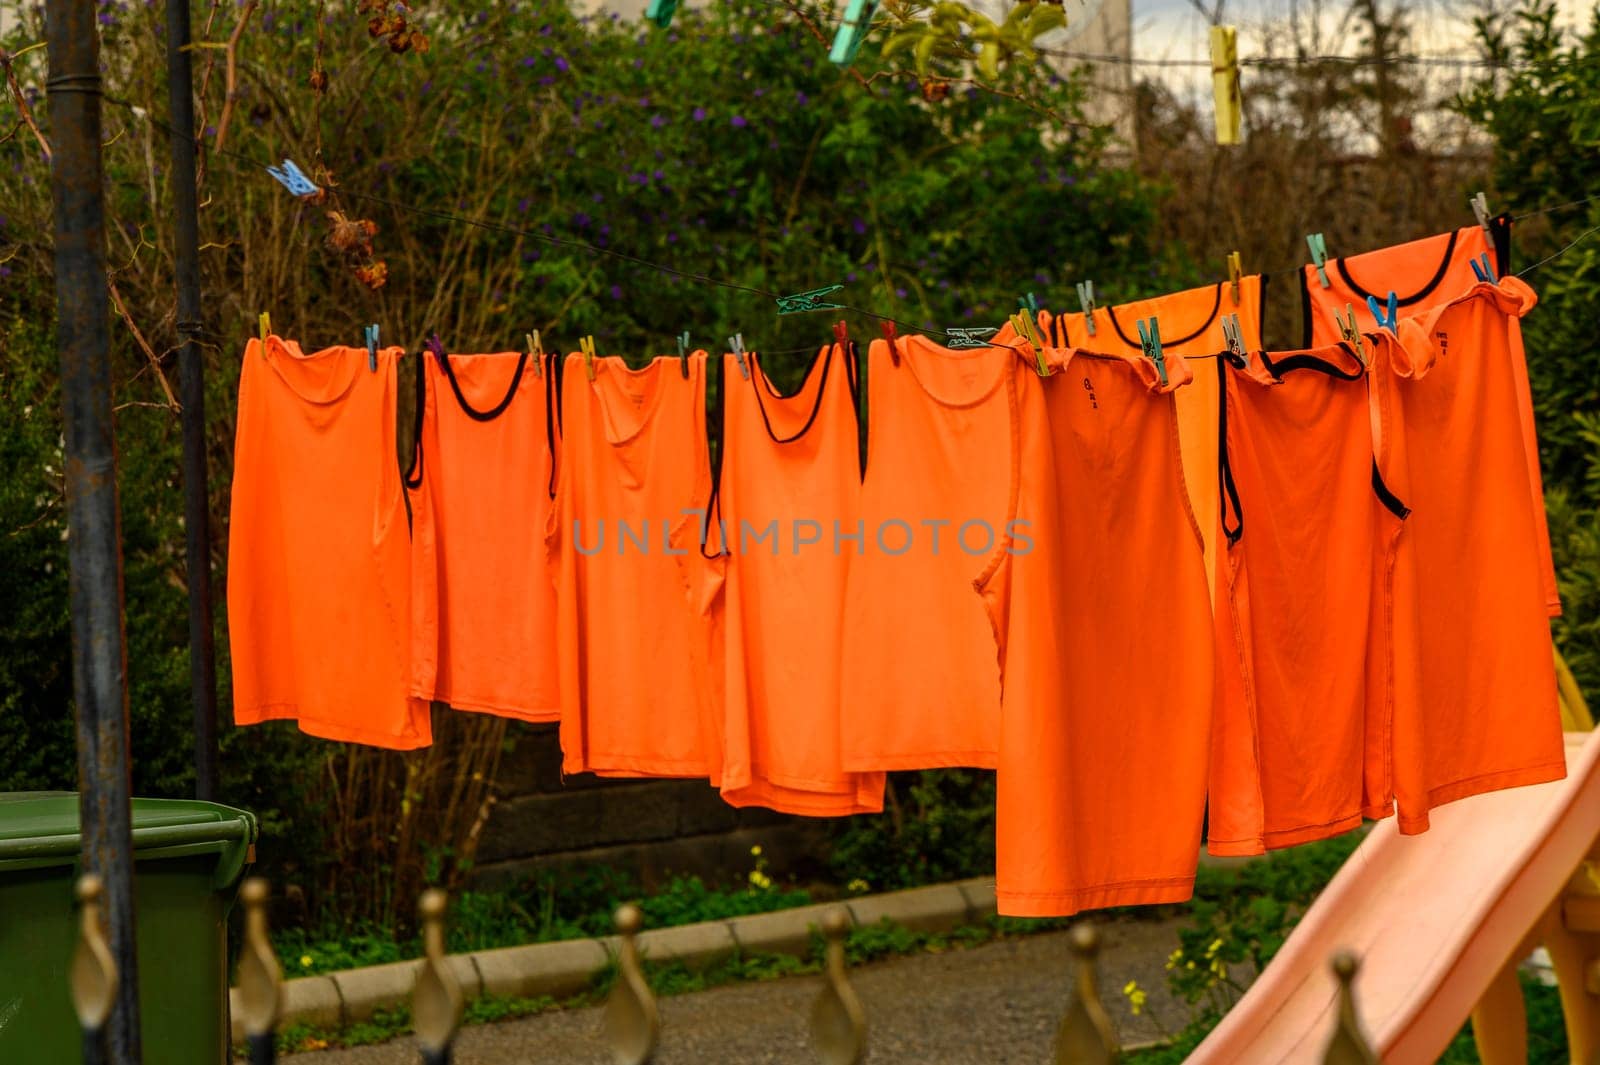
top-left (1165, 947), bottom-right (1183, 971)
top-left (750, 845), bottom-right (763, 857)
top-left (1186, 960), bottom-right (1196, 970)
top-left (847, 878), bottom-right (870, 893)
top-left (1206, 938), bottom-right (1223, 956)
top-left (748, 870), bottom-right (772, 890)
top-left (300, 954), bottom-right (314, 969)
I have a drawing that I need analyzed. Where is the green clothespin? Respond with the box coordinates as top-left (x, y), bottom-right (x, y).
top-left (1076, 281), bottom-right (1096, 337)
top-left (730, 333), bottom-right (749, 380)
top-left (1019, 292), bottom-right (1040, 315)
top-left (645, 0), bottom-right (678, 29)
top-left (776, 284), bottom-right (845, 315)
top-left (1306, 232), bottom-right (1330, 289)
top-left (580, 335), bottom-right (597, 381)
top-left (676, 331), bottom-right (691, 379)
top-left (830, 0), bottom-right (881, 66)
top-left (946, 326), bottom-right (999, 349)
top-left (1137, 317), bottom-right (1168, 386)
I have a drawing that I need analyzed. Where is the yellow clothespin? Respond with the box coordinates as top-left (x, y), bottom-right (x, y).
top-left (1335, 304), bottom-right (1367, 367)
top-left (527, 331), bottom-right (544, 378)
top-left (1227, 251), bottom-right (1243, 306)
top-left (1009, 312), bottom-right (1050, 377)
top-left (1210, 25), bottom-right (1242, 146)
top-left (257, 312), bottom-right (271, 356)
top-left (579, 335), bottom-right (597, 381)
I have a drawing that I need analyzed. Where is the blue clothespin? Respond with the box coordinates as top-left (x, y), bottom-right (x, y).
top-left (946, 326), bottom-right (999, 350)
top-left (676, 331), bottom-right (691, 379)
top-left (1470, 252), bottom-right (1497, 284)
top-left (829, 0), bottom-right (881, 66)
top-left (364, 324), bottom-right (379, 372)
top-left (1366, 291), bottom-right (1399, 331)
top-left (644, 0), bottom-right (678, 28)
top-left (1137, 317), bottom-right (1168, 387)
top-left (1076, 280), bottom-right (1097, 337)
top-left (776, 284), bottom-right (845, 315)
top-left (1306, 233), bottom-right (1330, 289)
top-left (729, 333), bottom-right (749, 380)
top-left (266, 159), bottom-right (319, 198)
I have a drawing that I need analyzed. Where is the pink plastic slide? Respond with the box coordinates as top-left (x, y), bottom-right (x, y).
top-left (1189, 730), bottom-right (1600, 1064)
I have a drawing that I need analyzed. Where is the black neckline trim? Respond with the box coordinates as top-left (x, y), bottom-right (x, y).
top-left (748, 346), bottom-right (834, 445)
top-left (437, 349), bottom-right (531, 422)
top-left (1108, 282), bottom-right (1224, 349)
top-left (1334, 229), bottom-right (1460, 308)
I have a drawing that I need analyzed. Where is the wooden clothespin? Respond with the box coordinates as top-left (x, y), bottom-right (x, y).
top-left (1471, 191), bottom-right (1493, 236)
top-left (1009, 312), bottom-right (1050, 377)
top-left (1306, 233), bottom-right (1330, 289)
top-left (676, 331), bottom-right (691, 379)
top-left (1227, 251), bottom-right (1243, 306)
top-left (1221, 312), bottom-right (1246, 367)
top-left (579, 335), bottom-right (597, 381)
top-left (1335, 304), bottom-right (1367, 367)
top-left (364, 324), bottom-right (379, 372)
top-left (1210, 26), bottom-right (1242, 146)
top-left (1076, 280), bottom-right (1097, 337)
top-left (729, 333), bottom-right (749, 380)
top-left (830, 0), bottom-right (881, 67)
top-left (257, 311), bottom-right (271, 356)
top-left (1470, 252), bottom-right (1497, 285)
top-left (880, 322), bottom-right (900, 367)
top-left (526, 331), bottom-right (544, 378)
top-left (1366, 291), bottom-right (1398, 331)
top-left (1137, 317), bottom-right (1169, 387)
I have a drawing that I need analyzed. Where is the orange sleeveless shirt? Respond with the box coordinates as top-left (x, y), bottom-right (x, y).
top-left (407, 349), bottom-right (559, 721)
top-left (547, 351), bottom-right (716, 778)
top-left (229, 336), bottom-right (431, 749)
top-left (987, 342), bottom-right (1212, 916)
top-left (1301, 221), bottom-right (1558, 616)
top-left (680, 345), bottom-right (885, 814)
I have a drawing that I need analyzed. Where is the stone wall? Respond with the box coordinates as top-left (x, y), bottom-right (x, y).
top-left (471, 724), bottom-right (836, 890)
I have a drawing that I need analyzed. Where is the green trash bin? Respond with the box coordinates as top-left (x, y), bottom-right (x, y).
top-left (0, 792), bottom-right (258, 1064)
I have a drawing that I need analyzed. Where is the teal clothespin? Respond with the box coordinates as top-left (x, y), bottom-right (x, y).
top-left (1221, 312), bottom-right (1246, 367)
top-left (1366, 290), bottom-right (1398, 331)
top-left (676, 331), bottom-right (691, 379)
top-left (364, 324), bottom-right (379, 372)
top-left (1137, 317), bottom-right (1168, 387)
top-left (946, 326), bottom-right (999, 349)
top-left (266, 159), bottom-right (319, 197)
top-left (830, 0), bottom-right (881, 66)
top-left (1470, 252), bottom-right (1497, 284)
top-left (644, 0), bottom-right (678, 29)
top-left (1019, 292), bottom-right (1040, 315)
top-left (1076, 280), bottom-right (1097, 336)
top-left (1306, 232), bottom-right (1330, 288)
top-left (729, 333), bottom-right (749, 380)
top-left (776, 284), bottom-right (845, 315)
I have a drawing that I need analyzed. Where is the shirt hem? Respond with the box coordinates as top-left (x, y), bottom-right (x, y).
top-left (235, 703), bottom-right (433, 750)
top-left (1261, 811), bottom-right (1365, 851)
top-left (996, 876), bottom-right (1195, 918)
top-left (1426, 760), bottom-right (1568, 810)
top-left (841, 751), bottom-right (997, 772)
top-left (415, 688), bottom-right (560, 723)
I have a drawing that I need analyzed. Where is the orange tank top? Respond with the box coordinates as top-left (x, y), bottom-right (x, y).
top-left (1053, 278), bottom-right (1266, 605)
top-left (547, 351), bottom-right (716, 778)
top-left (407, 349), bottom-right (559, 721)
top-left (1206, 336), bottom-right (1409, 857)
top-left (838, 335), bottom-right (1022, 771)
top-left (1301, 221), bottom-right (1558, 616)
top-left (228, 336), bottom-right (431, 749)
top-left (1387, 277), bottom-right (1566, 832)
top-left (987, 342), bottom-right (1212, 916)
top-left (680, 344), bottom-right (885, 814)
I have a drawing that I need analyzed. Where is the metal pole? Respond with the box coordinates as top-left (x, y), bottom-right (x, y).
top-left (164, 0), bottom-right (219, 803)
top-left (45, 4), bottom-right (143, 1063)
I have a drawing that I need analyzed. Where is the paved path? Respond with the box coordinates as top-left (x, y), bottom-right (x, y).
top-left (276, 915), bottom-right (1211, 1064)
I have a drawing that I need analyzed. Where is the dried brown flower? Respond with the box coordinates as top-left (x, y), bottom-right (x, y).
top-left (353, 261), bottom-right (389, 290)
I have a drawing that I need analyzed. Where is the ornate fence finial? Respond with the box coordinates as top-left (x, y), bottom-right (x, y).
top-left (1053, 922), bottom-right (1119, 1065)
top-left (71, 874), bottom-right (117, 1065)
top-left (604, 903), bottom-right (659, 1065)
top-left (414, 888), bottom-right (463, 1065)
top-left (236, 877), bottom-right (283, 1065)
top-left (810, 906), bottom-right (866, 1065)
top-left (1323, 951), bottom-right (1379, 1065)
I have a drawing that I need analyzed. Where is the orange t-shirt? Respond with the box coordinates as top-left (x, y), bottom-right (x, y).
top-left (228, 337), bottom-right (431, 749)
top-left (838, 335), bottom-right (1022, 771)
top-left (1387, 277), bottom-right (1566, 831)
top-left (988, 343), bottom-right (1212, 916)
top-left (1053, 278), bottom-right (1267, 604)
top-left (680, 345), bottom-right (885, 814)
top-left (547, 352), bottom-right (716, 778)
top-left (1301, 221), bottom-right (1558, 616)
top-left (407, 349), bottom-right (559, 721)
top-left (1206, 336), bottom-right (1408, 856)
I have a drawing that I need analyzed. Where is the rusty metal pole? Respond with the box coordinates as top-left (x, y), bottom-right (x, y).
top-left (164, 0), bottom-right (219, 802)
top-left (45, 3), bottom-right (143, 1062)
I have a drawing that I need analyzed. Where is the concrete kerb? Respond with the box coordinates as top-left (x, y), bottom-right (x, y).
top-left (233, 876), bottom-right (997, 1042)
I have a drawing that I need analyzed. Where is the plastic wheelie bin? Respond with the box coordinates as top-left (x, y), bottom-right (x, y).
top-left (0, 792), bottom-right (258, 1064)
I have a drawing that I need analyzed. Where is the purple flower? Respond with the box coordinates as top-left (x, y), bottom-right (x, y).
top-left (731, 115), bottom-right (747, 128)
top-left (522, 56), bottom-right (537, 67)
top-left (846, 271), bottom-right (858, 282)
top-left (611, 285), bottom-right (623, 300)
top-left (895, 287), bottom-right (907, 298)
top-left (796, 90), bottom-right (809, 105)
top-left (852, 218), bottom-right (866, 235)
top-left (517, 197), bottom-right (531, 213)
top-left (638, 96), bottom-right (651, 106)
top-left (650, 114), bottom-right (666, 128)
top-left (693, 107), bottom-right (707, 121)
top-left (668, 232), bottom-right (678, 243)
top-left (554, 56), bottom-right (570, 72)
top-left (573, 212), bottom-right (591, 228)
top-left (652, 169), bottom-right (665, 181)
top-left (754, 87), bottom-right (765, 97)
top-left (592, 192), bottom-right (604, 203)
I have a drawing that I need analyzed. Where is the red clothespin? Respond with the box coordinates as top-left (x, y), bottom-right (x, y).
top-left (833, 319), bottom-right (850, 351)
top-left (882, 321), bottom-right (900, 366)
